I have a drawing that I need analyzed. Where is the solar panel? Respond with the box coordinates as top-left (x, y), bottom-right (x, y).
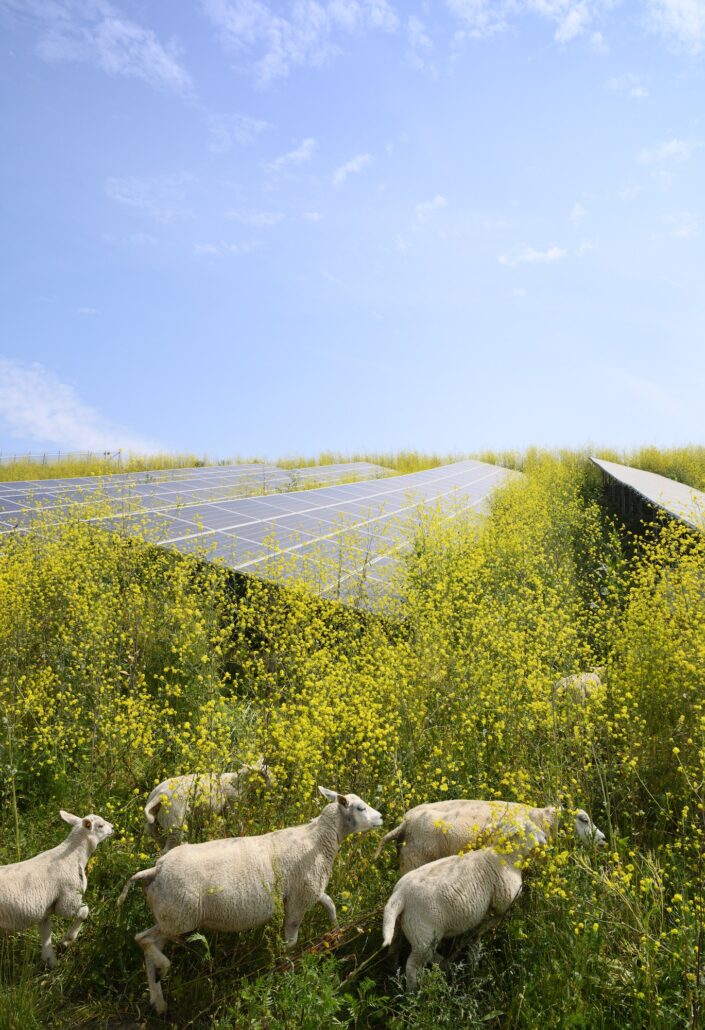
top-left (0, 461), bottom-right (391, 532)
top-left (591, 458), bottom-right (705, 531)
top-left (115, 459), bottom-right (518, 610)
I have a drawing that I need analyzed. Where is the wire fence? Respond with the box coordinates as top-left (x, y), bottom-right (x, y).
top-left (0, 450), bottom-right (122, 466)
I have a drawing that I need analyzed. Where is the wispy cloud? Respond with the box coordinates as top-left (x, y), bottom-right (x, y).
top-left (664, 212), bottom-right (701, 237)
top-left (105, 173), bottom-right (191, 223)
top-left (647, 0), bottom-right (705, 55)
top-left (447, 0), bottom-right (612, 46)
top-left (332, 152), bottom-right (372, 186)
top-left (405, 14), bottom-right (435, 71)
top-left (0, 358), bottom-right (160, 452)
top-left (201, 0), bottom-right (399, 85)
top-left (207, 112), bottom-right (271, 152)
top-left (606, 72), bottom-right (649, 99)
top-left (637, 137), bottom-right (701, 163)
top-left (2, 0), bottom-right (193, 95)
top-left (498, 244), bottom-right (567, 267)
top-left (569, 201), bottom-right (587, 224)
top-left (225, 207), bottom-right (283, 226)
top-left (266, 137), bottom-right (317, 173)
top-left (303, 211), bottom-right (321, 221)
top-left (194, 240), bottom-right (261, 256)
top-left (77, 306), bottom-right (99, 316)
top-left (415, 194), bottom-right (447, 222)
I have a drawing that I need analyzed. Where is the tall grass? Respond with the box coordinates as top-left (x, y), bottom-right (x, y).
top-left (0, 449), bottom-right (703, 1026)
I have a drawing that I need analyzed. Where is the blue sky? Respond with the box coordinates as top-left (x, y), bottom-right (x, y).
top-left (1, 0), bottom-right (703, 459)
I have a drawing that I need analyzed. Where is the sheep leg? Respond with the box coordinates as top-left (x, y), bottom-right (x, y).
top-left (60, 904), bottom-right (89, 946)
top-left (39, 916), bottom-right (57, 970)
top-left (466, 915), bottom-right (502, 967)
top-left (283, 900), bottom-right (306, 947)
top-left (405, 941), bottom-right (434, 992)
top-left (318, 892), bottom-right (338, 928)
top-left (135, 925), bottom-right (171, 1015)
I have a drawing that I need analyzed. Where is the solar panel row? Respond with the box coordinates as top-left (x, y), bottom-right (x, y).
top-left (591, 457), bottom-right (705, 531)
top-left (0, 461), bottom-right (391, 533)
top-left (107, 459), bottom-right (517, 610)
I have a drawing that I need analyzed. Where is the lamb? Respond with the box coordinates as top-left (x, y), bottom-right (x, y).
top-left (119, 786), bottom-right (383, 1014)
top-left (143, 758), bottom-right (271, 851)
top-left (382, 819), bottom-right (546, 990)
top-left (377, 798), bottom-right (606, 874)
top-left (0, 811), bottom-right (113, 968)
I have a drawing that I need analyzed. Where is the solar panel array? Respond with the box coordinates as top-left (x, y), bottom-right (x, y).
top-left (591, 457), bottom-right (705, 532)
top-left (0, 461), bottom-right (390, 535)
top-left (102, 459), bottom-right (517, 609)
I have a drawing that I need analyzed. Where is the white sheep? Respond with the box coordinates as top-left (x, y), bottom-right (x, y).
top-left (553, 667), bottom-right (605, 703)
top-left (377, 798), bottom-right (606, 874)
top-left (143, 758), bottom-right (271, 851)
top-left (119, 786), bottom-right (383, 1014)
top-left (0, 811), bottom-right (113, 968)
top-left (382, 819), bottom-right (546, 990)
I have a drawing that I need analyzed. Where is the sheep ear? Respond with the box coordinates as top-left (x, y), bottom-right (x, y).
top-left (83, 817), bottom-right (93, 830)
top-left (60, 810), bottom-right (81, 826)
top-left (318, 786), bottom-right (339, 803)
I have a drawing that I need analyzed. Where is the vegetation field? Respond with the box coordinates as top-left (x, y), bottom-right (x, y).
top-left (1, 449), bottom-right (704, 1028)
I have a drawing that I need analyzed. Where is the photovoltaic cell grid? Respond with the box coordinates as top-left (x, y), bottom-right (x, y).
top-left (0, 462), bottom-right (391, 534)
top-left (108, 459), bottom-right (517, 610)
top-left (591, 457), bottom-right (705, 532)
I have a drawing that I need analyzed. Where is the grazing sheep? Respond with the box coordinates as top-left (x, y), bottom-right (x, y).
top-left (144, 758), bottom-right (271, 851)
top-left (382, 820), bottom-right (546, 990)
top-left (553, 667), bottom-right (605, 703)
top-left (0, 811), bottom-right (113, 968)
top-left (377, 798), bottom-right (606, 874)
top-left (119, 787), bottom-right (383, 1014)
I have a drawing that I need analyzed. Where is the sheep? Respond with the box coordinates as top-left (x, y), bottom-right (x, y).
top-left (553, 667), bottom-right (605, 703)
top-left (119, 786), bottom-right (383, 1014)
top-left (382, 819), bottom-right (546, 990)
top-left (377, 798), bottom-right (606, 874)
top-left (0, 811), bottom-right (113, 968)
top-left (143, 757), bottom-right (271, 851)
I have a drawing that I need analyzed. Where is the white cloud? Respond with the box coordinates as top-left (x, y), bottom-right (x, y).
top-left (664, 212), bottom-right (701, 237)
top-left (105, 173), bottom-right (191, 223)
top-left (637, 137), bottom-right (701, 163)
top-left (201, 0), bottom-right (399, 85)
top-left (266, 137), bottom-right (317, 173)
top-left (569, 201), bottom-right (587, 224)
top-left (606, 73), bottom-right (650, 99)
top-left (303, 211), bottom-right (321, 221)
top-left (406, 14), bottom-right (435, 71)
top-left (647, 0), bottom-right (705, 54)
top-left (225, 207), bottom-right (283, 226)
top-left (0, 359), bottom-right (160, 453)
top-left (498, 245), bottom-right (567, 266)
top-left (194, 240), bottom-right (261, 256)
top-left (332, 152), bottom-right (372, 186)
top-left (447, 0), bottom-right (611, 45)
top-left (208, 112), bottom-right (271, 152)
top-left (2, 0), bottom-right (193, 95)
top-left (415, 194), bottom-right (448, 221)
top-left (77, 306), bottom-right (99, 316)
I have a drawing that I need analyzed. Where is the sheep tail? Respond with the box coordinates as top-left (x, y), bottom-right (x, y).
top-left (144, 796), bottom-right (161, 826)
top-left (373, 821), bottom-right (405, 861)
top-left (117, 866), bottom-right (158, 906)
top-left (382, 893), bottom-right (404, 948)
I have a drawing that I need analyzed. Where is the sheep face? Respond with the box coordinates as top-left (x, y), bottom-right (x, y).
top-left (574, 809), bottom-right (606, 846)
top-left (60, 810), bottom-right (114, 842)
top-left (318, 787), bottom-right (383, 834)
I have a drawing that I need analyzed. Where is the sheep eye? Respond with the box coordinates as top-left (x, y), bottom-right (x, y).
top-left (357, 804), bottom-right (365, 811)
top-left (579, 815), bottom-right (589, 823)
